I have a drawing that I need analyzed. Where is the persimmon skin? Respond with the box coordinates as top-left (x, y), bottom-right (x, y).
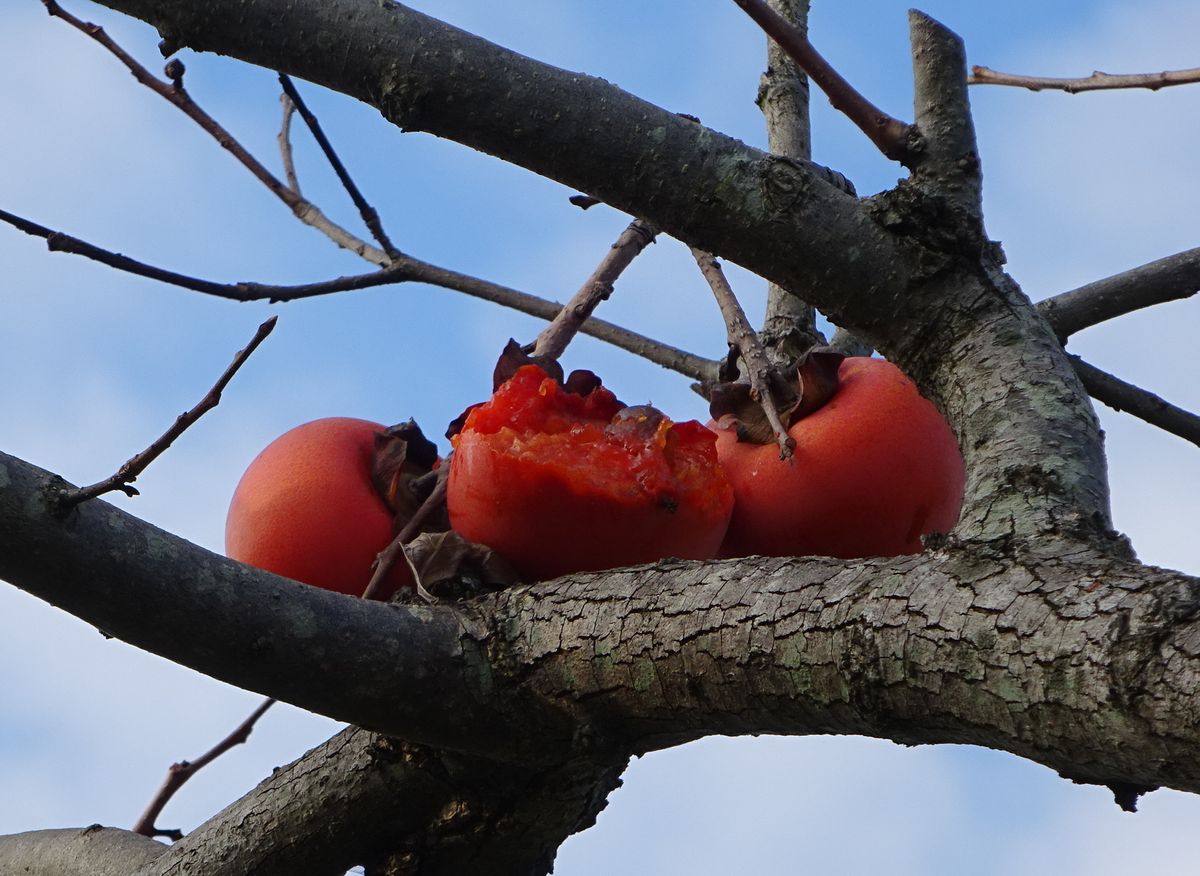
top-left (713, 358), bottom-right (964, 559)
top-left (448, 365), bottom-right (734, 582)
top-left (225, 417), bottom-right (409, 598)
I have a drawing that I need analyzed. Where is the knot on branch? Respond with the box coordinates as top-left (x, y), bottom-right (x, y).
top-left (866, 178), bottom-right (988, 269)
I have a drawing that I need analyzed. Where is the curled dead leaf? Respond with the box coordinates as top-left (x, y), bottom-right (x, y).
top-left (402, 530), bottom-right (521, 599)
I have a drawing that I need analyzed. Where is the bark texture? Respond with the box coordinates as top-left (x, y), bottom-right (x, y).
top-left (2, 2), bottom-right (1196, 874)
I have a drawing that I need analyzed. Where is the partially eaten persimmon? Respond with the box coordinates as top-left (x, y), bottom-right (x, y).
top-left (448, 364), bottom-right (733, 581)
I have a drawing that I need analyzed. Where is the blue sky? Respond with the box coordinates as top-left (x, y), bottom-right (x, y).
top-left (2, 1), bottom-right (1199, 872)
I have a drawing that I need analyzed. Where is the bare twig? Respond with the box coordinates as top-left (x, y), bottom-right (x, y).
top-left (731, 0), bottom-right (919, 165)
top-left (42, 0), bottom-right (390, 266)
top-left (56, 317), bottom-right (277, 508)
top-left (531, 219), bottom-right (658, 361)
top-left (363, 471), bottom-right (449, 603)
top-left (277, 74), bottom-right (401, 259)
top-left (692, 249), bottom-right (795, 458)
top-left (277, 93), bottom-right (302, 194)
top-left (0, 207), bottom-right (715, 381)
top-left (970, 64), bottom-right (1200, 94)
top-left (1069, 356), bottom-right (1200, 448)
top-left (1039, 247), bottom-right (1200, 341)
top-left (132, 697), bottom-right (277, 841)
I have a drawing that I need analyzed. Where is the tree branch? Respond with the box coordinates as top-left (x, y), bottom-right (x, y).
top-left (43, 0), bottom-right (391, 266)
top-left (731, 0), bottom-right (919, 165)
top-left (0, 828), bottom-right (164, 876)
top-left (970, 64), bottom-right (1200, 93)
top-left (532, 219), bottom-right (658, 361)
top-left (0, 207), bottom-right (716, 383)
top-left (277, 92), bottom-right (302, 194)
top-left (56, 317), bottom-right (276, 508)
top-left (89, 0), bottom-right (899, 313)
top-left (277, 73), bottom-right (401, 259)
top-left (1039, 246), bottom-right (1200, 340)
top-left (0, 450), bottom-right (574, 763)
top-left (4, 445), bottom-right (1197, 798)
top-left (693, 249), bottom-right (795, 457)
top-left (131, 697), bottom-right (276, 841)
top-left (908, 10), bottom-right (982, 217)
top-left (756, 0), bottom-right (825, 365)
top-left (1069, 356), bottom-right (1200, 448)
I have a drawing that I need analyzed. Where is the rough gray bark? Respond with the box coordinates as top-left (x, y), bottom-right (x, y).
top-left (756, 0), bottom-right (826, 363)
top-left (2, 2), bottom-right (1196, 874)
top-left (0, 827), bottom-right (165, 876)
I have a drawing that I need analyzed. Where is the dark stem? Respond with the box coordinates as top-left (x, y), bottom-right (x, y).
top-left (363, 470), bottom-right (449, 603)
top-left (531, 219), bottom-right (658, 362)
top-left (732, 0), bottom-right (919, 165)
top-left (1039, 247), bottom-right (1200, 341)
top-left (131, 697), bottom-right (277, 840)
top-left (692, 249), bottom-right (794, 458)
top-left (56, 317), bottom-right (277, 508)
top-left (0, 207), bottom-right (717, 382)
top-left (277, 73), bottom-right (401, 258)
top-left (1069, 356), bottom-right (1200, 448)
top-left (43, 0), bottom-right (389, 265)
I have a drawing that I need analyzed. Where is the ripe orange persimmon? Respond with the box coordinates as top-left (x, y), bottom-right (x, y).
top-left (448, 364), bottom-right (734, 582)
top-left (225, 417), bottom-right (411, 598)
top-left (713, 357), bottom-right (964, 559)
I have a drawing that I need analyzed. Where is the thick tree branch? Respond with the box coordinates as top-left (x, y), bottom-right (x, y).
top-left (0, 451), bottom-right (574, 763)
top-left (2, 447), bottom-right (1197, 799)
top-left (0, 828), bottom-right (165, 876)
top-left (1039, 246), bottom-right (1200, 340)
top-left (756, 0), bottom-right (825, 364)
top-left (908, 11), bottom-right (982, 217)
top-left (970, 64), bottom-right (1200, 93)
top-left (1069, 356), bottom-right (1200, 448)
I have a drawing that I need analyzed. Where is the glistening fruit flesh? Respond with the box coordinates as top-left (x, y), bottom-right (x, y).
top-left (448, 365), bottom-right (734, 581)
top-left (225, 417), bottom-right (410, 598)
top-left (713, 357), bottom-right (964, 559)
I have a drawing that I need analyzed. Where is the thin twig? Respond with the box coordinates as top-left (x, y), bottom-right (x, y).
top-left (56, 317), bottom-right (278, 508)
top-left (0, 207), bottom-right (716, 382)
top-left (277, 93), bottom-right (302, 194)
top-left (277, 74), bottom-right (401, 259)
top-left (363, 471), bottom-right (449, 603)
top-left (132, 697), bottom-right (277, 841)
top-left (970, 64), bottom-right (1200, 94)
top-left (731, 0), bottom-right (919, 165)
top-left (1039, 247), bottom-right (1200, 341)
top-left (1069, 356), bottom-right (1200, 448)
top-left (532, 219), bottom-right (658, 361)
top-left (42, 0), bottom-right (390, 266)
top-left (692, 249), bottom-right (795, 458)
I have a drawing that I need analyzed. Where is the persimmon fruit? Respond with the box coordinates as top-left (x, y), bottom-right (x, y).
top-left (225, 417), bottom-right (412, 598)
top-left (448, 364), bottom-right (734, 581)
top-left (712, 357), bottom-right (964, 559)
